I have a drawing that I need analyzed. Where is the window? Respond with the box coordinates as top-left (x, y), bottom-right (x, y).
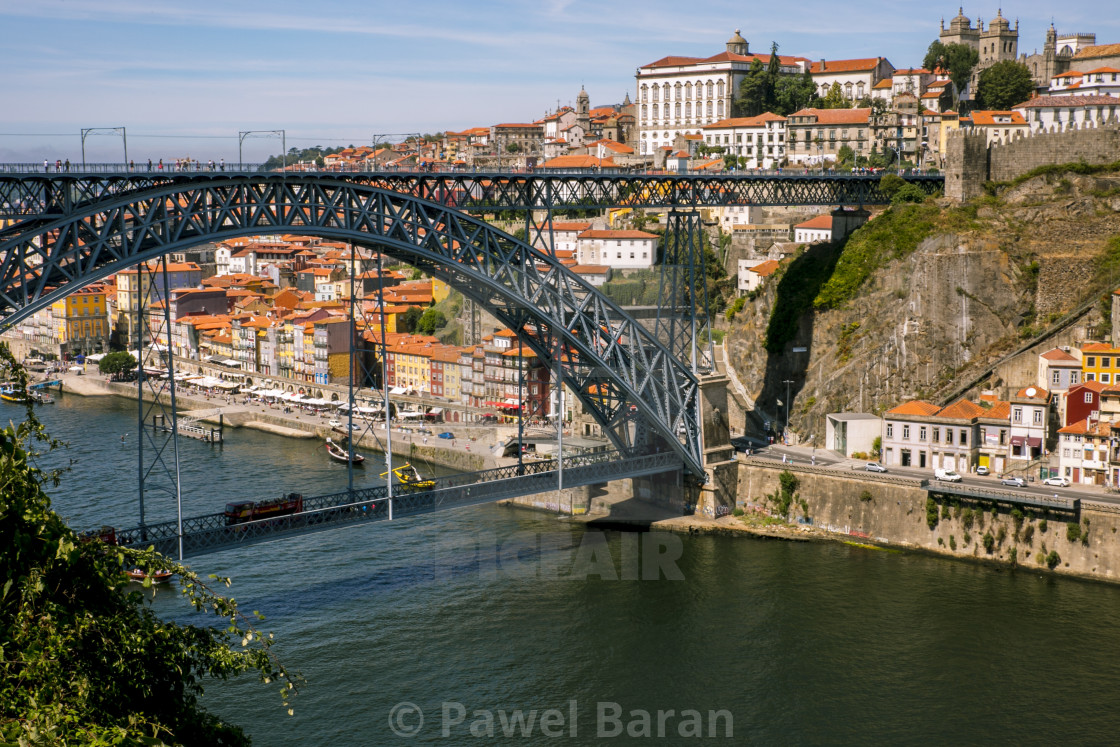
top-left (1052, 370), bottom-right (1061, 385)
top-left (1088, 373), bottom-right (1096, 381)
top-left (919, 426), bottom-right (927, 441)
top-left (1071, 371), bottom-right (1080, 384)
top-left (1033, 409), bottom-right (1042, 424)
top-left (959, 430), bottom-right (967, 446)
top-left (886, 423), bottom-right (893, 438)
top-left (1085, 392), bottom-right (1094, 403)
top-left (933, 427), bottom-right (940, 443)
top-left (946, 429), bottom-right (954, 445)
top-left (1013, 407), bottom-right (1022, 422)
top-left (1104, 373), bottom-right (1113, 384)
top-left (1103, 357), bottom-right (1112, 368)
top-left (1087, 356), bottom-right (1096, 367)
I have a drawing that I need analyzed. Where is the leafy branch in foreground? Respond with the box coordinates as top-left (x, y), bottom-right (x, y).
top-left (1, 342), bottom-right (301, 746)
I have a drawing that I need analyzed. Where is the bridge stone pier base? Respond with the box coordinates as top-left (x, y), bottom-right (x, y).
top-left (693, 373), bottom-right (739, 517)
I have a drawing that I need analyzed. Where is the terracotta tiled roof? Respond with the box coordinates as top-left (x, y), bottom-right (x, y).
top-left (1082, 342), bottom-right (1120, 353)
top-left (1059, 417), bottom-right (1112, 436)
top-left (969, 111), bottom-right (1027, 126)
top-left (795, 215), bottom-right (833, 230)
top-left (578, 229), bottom-right (658, 240)
top-left (748, 259), bottom-right (780, 277)
top-left (551, 221), bottom-right (592, 232)
top-left (702, 113), bottom-right (788, 129)
top-left (1073, 43), bottom-right (1120, 60)
top-left (570, 264), bottom-right (612, 274)
top-left (1040, 347), bottom-right (1079, 362)
top-left (810, 58), bottom-right (885, 73)
top-left (1014, 386), bottom-right (1050, 400)
top-left (886, 400), bottom-right (941, 417)
top-left (540, 154), bottom-right (616, 169)
top-left (1070, 380), bottom-right (1108, 394)
top-left (1015, 95), bottom-right (1118, 108)
top-left (788, 108), bottom-right (871, 125)
top-left (1084, 66), bottom-right (1120, 74)
top-left (872, 79), bottom-right (893, 89)
top-left (936, 398), bottom-right (987, 420)
top-left (984, 401), bottom-right (1012, 419)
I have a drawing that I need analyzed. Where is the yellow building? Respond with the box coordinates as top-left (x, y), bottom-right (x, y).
top-left (1081, 343), bottom-right (1120, 385)
top-left (431, 278), bottom-right (451, 304)
top-left (51, 283), bottom-right (110, 357)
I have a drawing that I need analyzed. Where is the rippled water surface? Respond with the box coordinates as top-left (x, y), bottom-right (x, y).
top-left (26, 394), bottom-right (1120, 745)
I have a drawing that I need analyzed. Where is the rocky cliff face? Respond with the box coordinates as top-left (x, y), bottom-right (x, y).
top-left (724, 171), bottom-right (1120, 442)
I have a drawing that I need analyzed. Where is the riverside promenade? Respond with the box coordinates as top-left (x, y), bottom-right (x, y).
top-left (47, 367), bottom-right (517, 473)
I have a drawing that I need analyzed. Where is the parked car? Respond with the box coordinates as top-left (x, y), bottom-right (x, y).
top-left (975, 466), bottom-right (990, 476)
top-left (1000, 476), bottom-right (1027, 488)
top-left (865, 462), bottom-right (888, 473)
top-left (1043, 476), bottom-right (1070, 487)
top-left (437, 432), bottom-right (455, 440)
top-left (934, 468), bottom-right (963, 482)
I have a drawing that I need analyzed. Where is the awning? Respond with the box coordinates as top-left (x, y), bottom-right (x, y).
top-left (399, 411), bottom-right (425, 418)
top-left (1010, 436), bottom-right (1026, 446)
top-left (426, 407), bottom-right (443, 415)
top-left (389, 386), bottom-right (407, 395)
top-left (1027, 437), bottom-right (1042, 448)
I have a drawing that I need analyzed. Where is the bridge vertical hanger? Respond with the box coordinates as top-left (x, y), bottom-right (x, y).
top-left (79, 127), bottom-right (127, 170)
top-left (238, 130), bottom-right (285, 171)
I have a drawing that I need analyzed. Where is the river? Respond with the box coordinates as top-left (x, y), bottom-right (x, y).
top-left (22, 393), bottom-right (1120, 744)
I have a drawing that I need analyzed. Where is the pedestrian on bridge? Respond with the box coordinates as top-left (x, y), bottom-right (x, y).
top-left (147, 158), bottom-right (152, 172)
top-left (43, 159), bottom-right (49, 173)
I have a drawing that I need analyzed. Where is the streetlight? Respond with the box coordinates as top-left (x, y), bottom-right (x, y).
top-left (784, 380), bottom-right (792, 443)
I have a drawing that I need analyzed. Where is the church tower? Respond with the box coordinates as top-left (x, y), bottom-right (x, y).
top-left (576, 86), bottom-right (591, 143)
top-left (979, 9), bottom-right (1017, 64)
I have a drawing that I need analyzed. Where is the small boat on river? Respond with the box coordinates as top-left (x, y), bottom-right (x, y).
top-left (28, 389), bottom-right (54, 404)
top-left (126, 568), bottom-right (174, 584)
top-left (324, 437), bottom-right (365, 465)
top-left (0, 384), bottom-right (27, 403)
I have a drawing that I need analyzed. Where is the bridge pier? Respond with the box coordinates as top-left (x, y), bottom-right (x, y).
top-left (694, 374), bottom-right (738, 517)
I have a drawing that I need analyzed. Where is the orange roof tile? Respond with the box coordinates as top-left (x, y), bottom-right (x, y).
top-left (886, 400), bottom-right (941, 417)
top-left (936, 399), bottom-right (987, 420)
top-left (795, 215), bottom-right (833, 230)
top-left (810, 58), bottom-right (884, 74)
top-left (748, 260), bottom-right (780, 277)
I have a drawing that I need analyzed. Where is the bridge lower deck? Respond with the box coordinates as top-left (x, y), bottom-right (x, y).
top-left (106, 450), bottom-right (682, 559)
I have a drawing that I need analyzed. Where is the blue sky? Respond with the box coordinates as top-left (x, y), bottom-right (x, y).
top-left (1, 0), bottom-right (1114, 161)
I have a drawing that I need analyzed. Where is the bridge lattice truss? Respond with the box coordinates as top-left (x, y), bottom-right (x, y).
top-left (0, 171), bottom-right (945, 217)
top-left (0, 176), bottom-right (704, 475)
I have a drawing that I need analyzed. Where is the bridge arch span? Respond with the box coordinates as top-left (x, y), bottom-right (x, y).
top-left (0, 176), bottom-right (701, 474)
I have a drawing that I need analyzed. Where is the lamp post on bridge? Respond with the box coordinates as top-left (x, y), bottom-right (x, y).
top-left (80, 127), bottom-right (127, 171)
top-left (238, 130), bottom-right (285, 171)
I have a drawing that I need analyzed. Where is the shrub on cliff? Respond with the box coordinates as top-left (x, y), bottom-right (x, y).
top-left (926, 497), bottom-right (939, 529)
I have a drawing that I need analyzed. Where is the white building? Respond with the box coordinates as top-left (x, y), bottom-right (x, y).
top-left (1056, 417), bottom-right (1111, 486)
top-left (700, 113), bottom-right (788, 168)
top-left (576, 230), bottom-right (658, 270)
top-left (537, 221), bottom-right (592, 255)
top-left (1038, 347), bottom-right (1082, 393)
top-left (793, 214), bottom-right (832, 243)
top-left (809, 57), bottom-right (895, 101)
top-left (636, 30), bottom-right (809, 156)
top-left (1009, 386), bottom-right (1051, 462)
top-left (962, 110), bottom-right (1030, 145)
top-left (736, 259), bottom-right (779, 293)
top-left (1013, 94), bottom-right (1120, 133)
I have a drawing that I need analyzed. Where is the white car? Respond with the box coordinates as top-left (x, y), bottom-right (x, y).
top-left (1043, 476), bottom-right (1071, 488)
top-left (865, 462), bottom-right (888, 473)
top-left (934, 469), bottom-right (963, 482)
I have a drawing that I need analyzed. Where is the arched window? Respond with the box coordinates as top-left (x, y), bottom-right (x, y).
top-left (717, 100), bottom-right (724, 117)
top-left (717, 80), bottom-right (725, 97)
top-left (662, 83), bottom-right (671, 102)
top-left (652, 86), bottom-right (659, 102)
top-left (640, 85), bottom-right (648, 102)
top-left (685, 82), bottom-right (692, 100)
top-left (674, 82), bottom-right (682, 101)
top-left (706, 80), bottom-right (714, 98)
top-left (675, 102), bottom-right (681, 118)
top-left (706, 101), bottom-right (713, 118)
top-left (857, 82), bottom-right (865, 98)
top-left (845, 82), bottom-right (853, 97)
top-left (685, 101), bottom-right (692, 120)
top-left (641, 104), bottom-right (647, 120)
top-left (652, 103), bottom-right (659, 120)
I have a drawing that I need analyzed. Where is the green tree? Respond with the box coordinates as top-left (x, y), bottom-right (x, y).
top-left (922, 41), bottom-right (979, 98)
top-left (417, 308), bottom-right (447, 335)
top-left (878, 173), bottom-right (906, 199)
top-left (837, 144), bottom-right (855, 168)
top-left (98, 350), bottom-right (136, 378)
top-left (891, 182), bottom-right (928, 205)
top-left (506, 142), bottom-right (522, 154)
top-left (0, 346), bottom-right (297, 744)
top-left (976, 60), bottom-right (1035, 110)
top-left (773, 71), bottom-right (819, 116)
top-left (398, 306), bottom-right (424, 334)
top-left (821, 82), bottom-right (849, 109)
top-left (735, 58), bottom-right (769, 116)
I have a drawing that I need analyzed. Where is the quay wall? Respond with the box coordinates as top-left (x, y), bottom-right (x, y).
top-left (737, 459), bottom-right (1120, 583)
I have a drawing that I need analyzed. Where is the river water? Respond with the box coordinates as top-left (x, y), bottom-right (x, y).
top-left (21, 393), bottom-right (1120, 744)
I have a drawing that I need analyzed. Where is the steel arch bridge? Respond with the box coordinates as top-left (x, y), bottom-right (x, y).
top-left (0, 175), bottom-right (705, 475)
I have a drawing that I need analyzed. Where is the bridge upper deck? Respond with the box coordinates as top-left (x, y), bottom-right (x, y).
top-left (0, 168), bottom-right (943, 218)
